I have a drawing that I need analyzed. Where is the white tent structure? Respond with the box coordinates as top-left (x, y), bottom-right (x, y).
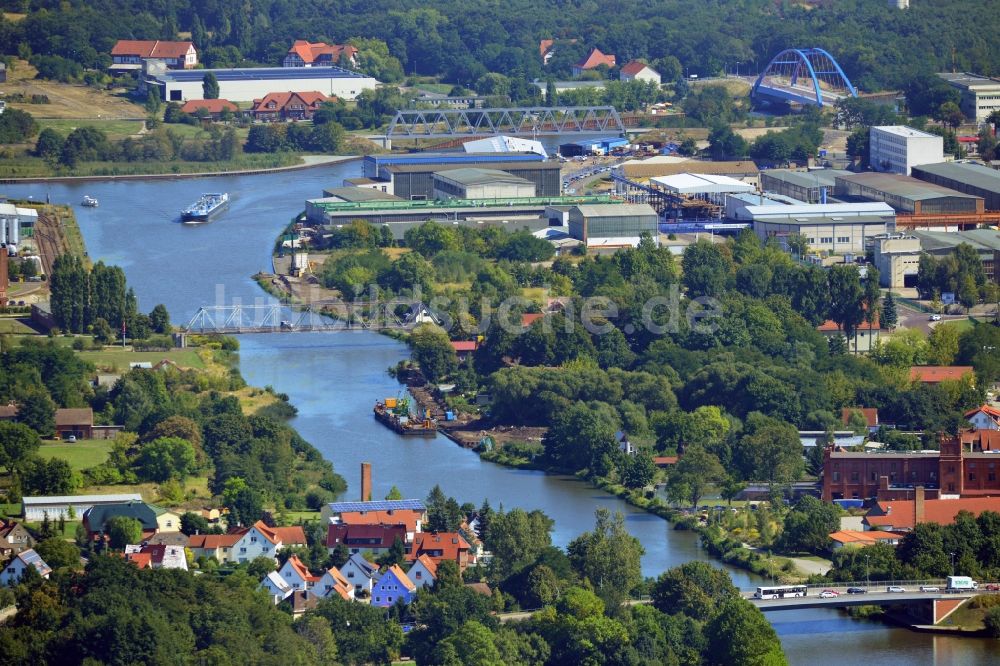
top-left (650, 173), bottom-right (755, 196)
top-left (464, 135), bottom-right (548, 158)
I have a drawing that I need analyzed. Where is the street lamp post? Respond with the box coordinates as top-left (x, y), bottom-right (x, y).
top-left (864, 553), bottom-right (870, 590)
top-left (950, 551), bottom-right (956, 576)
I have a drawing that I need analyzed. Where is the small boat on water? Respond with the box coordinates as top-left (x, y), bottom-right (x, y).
top-left (81, 196), bottom-right (99, 207)
top-left (181, 192), bottom-right (229, 224)
top-left (373, 396), bottom-right (436, 437)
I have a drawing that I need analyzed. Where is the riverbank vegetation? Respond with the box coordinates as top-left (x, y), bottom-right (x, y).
top-left (1, 261), bottom-right (347, 518)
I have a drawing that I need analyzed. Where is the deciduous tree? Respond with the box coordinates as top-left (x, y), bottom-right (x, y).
top-left (567, 509), bottom-right (644, 610)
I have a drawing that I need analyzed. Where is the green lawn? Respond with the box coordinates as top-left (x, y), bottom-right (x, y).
top-left (414, 83), bottom-right (453, 94)
top-left (38, 439), bottom-right (113, 472)
top-left (23, 519), bottom-right (80, 539)
top-left (77, 348), bottom-right (205, 371)
top-left (939, 318), bottom-right (974, 333)
top-left (0, 317), bottom-right (36, 334)
top-left (37, 118), bottom-right (146, 141)
top-left (0, 503), bottom-right (22, 518)
top-left (283, 510), bottom-right (322, 524)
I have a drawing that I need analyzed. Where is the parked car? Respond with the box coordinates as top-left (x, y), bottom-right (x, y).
top-left (819, 590), bottom-right (839, 598)
top-left (930, 314), bottom-right (942, 321)
top-left (66, 435), bottom-right (77, 443)
top-left (846, 587), bottom-right (867, 594)
top-left (886, 586), bottom-right (907, 593)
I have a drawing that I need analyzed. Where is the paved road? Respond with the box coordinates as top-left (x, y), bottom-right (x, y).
top-left (746, 586), bottom-right (981, 612)
top-left (895, 299), bottom-right (968, 334)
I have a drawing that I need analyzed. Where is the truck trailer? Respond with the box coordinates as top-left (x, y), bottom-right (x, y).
top-left (946, 576), bottom-right (978, 591)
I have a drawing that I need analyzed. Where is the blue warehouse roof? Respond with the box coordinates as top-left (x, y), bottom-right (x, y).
top-left (156, 65), bottom-right (368, 82)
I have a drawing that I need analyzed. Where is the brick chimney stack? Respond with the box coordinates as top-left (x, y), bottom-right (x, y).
top-left (361, 461), bottom-right (372, 502)
top-left (915, 485), bottom-right (925, 525)
top-left (0, 246), bottom-right (8, 307)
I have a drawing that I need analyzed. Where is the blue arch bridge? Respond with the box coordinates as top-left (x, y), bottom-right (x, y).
top-left (752, 48), bottom-right (857, 108)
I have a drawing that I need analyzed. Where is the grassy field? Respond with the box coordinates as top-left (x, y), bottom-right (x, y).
top-left (24, 520), bottom-right (80, 540)
top-left (52, 205), bottom-right (88, 264)
top-left (939, 318), bottom-right (975, 334)
top-left (38, 118), bottom-right (146, 141)
top-left (0, 317), bottom-right (36, 334)
top-left (77, 348), bottom-right (206, 371)
top-left (38, 439), bottom-right (113, 472)
top-left (164, 123), bottom-right (253, 141)
top-left (80, 475), bottom-right (212, 505)
top-left (0, 60), bottom-right (146, 120)
top-left (235, 386), bottom-right (286, 415)
top-left (283, 510), bottom-right (323, 523)
top-left (414, 83), bottom-right (453, 94)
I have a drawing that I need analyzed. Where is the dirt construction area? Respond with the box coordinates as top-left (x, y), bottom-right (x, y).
top-left (0, 59), bottom-right (146, 121)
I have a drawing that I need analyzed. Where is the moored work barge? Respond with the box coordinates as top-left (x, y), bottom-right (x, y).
top-left (373, 397), bottom-right (436, 437)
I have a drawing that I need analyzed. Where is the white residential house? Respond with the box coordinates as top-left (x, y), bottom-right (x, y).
top-left (1, 549), bottom-right (51, 586)
top-left (124, 544), bottom-right (188, 570)
top-left (277, 555), bottom-right (319, 592)
top-left (340, 553), bottom-right (380, 596)
top-left (966, 405), bottom-right (1000, 431)
top-left (317, 566), bottom-right (354, 600)
top-left (616, 431), bottom-right (635, 456)
top-left (260, 571), bottom-right (293, 604)
top-left (408, 554), bottom-right (438, 589)
top-left (231, 523), bottom-right (279, 563)
top-left (619, 61), bottom-right (661, 85)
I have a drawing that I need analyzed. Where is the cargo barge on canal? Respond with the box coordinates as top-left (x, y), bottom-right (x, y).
top-left (181, 192), bottom-right (229, 224)
top-left (373, 397), bottom-right (436, 437)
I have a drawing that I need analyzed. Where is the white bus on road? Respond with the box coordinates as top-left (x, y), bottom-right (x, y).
top-left (755, 585), bottom-right (808, 599)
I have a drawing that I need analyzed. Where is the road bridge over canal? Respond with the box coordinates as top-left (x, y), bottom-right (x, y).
top-left (752, 48), bottom-right (857, 108)
top-left (497, 581), bottom-right (992, 625)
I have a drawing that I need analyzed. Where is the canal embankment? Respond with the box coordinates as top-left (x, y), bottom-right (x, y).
top-left (0, 154), bottom-right (358, 184)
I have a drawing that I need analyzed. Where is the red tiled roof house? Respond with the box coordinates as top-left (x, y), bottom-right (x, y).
top-left (326, 523), bottom-right (407, 556)
top-left (966, 405), bottom-right (1000, 431)
top-left (250, 91), bottom-right (330, 122)
top-left (572, 48), bottom-right (616, 77)
top-left (180, 99), bottom-right (239, 120)
top-left (283, 41), bottom-right (358, 68)
top-left (407, 531), bottom-right (471, 571)
top-left (619, 61), bottom-right (660, 85)
top-left (909, 365), bottom-right (975, 384)
top-left (110, 40), bottom-right (197, 71)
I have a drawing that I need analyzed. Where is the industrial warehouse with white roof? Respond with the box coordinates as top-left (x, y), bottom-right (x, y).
top-left (146, 65), bottom-right (379, 102)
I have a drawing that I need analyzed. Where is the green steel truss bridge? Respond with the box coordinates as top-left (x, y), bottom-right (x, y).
top-left (385, 106), bottom-right (625, 139)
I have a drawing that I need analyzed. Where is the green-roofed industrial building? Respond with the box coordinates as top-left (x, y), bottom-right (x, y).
top-left (568, 203), bottom-right (659, 250)
top-left (912, 229), bottom-right (1000, 283)
top-left (911, 162), bottom-right (1000, 210)
top-left (760, 168), bottom-right (851, 203)
top-left (834, 172), bottom-right (984, 215)
top-left (432, 168), bottom-right (537, 200)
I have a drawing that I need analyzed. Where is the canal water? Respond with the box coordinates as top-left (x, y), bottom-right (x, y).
top-left (10, 161), bottom-right (996, 663)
